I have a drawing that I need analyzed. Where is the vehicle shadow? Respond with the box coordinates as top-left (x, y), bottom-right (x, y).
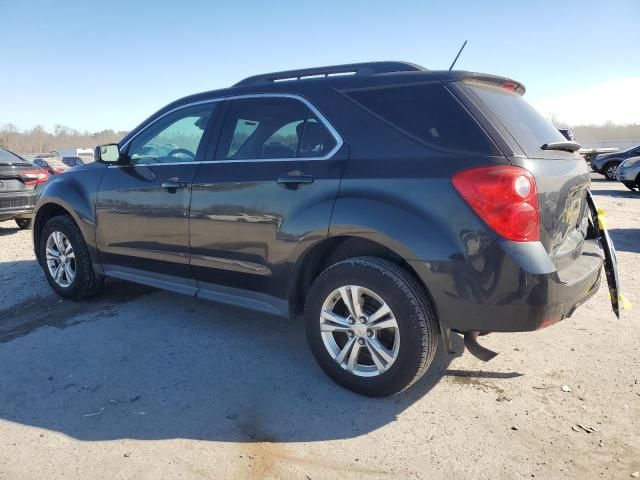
top-left (0, 274), bottom-right (515, 443)
top-left (0, 225), bottom-right (20, 236)
top-left (608, 228), bottom-right (640, 254)
top-left (589, 176), bottom-right (609, 183)
top-left (591, 189), bottom-right (639, 199)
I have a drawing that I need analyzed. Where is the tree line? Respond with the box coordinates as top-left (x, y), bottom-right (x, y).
top-left (1, 122), bottom-right (638, 156)
top-left (0, 124), bottom-right (128, 155)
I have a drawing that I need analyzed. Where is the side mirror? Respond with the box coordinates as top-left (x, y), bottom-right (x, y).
top-left (95, 144), bottom-right (121, 163)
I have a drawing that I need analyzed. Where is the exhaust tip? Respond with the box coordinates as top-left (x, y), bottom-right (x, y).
top-left (463, 332), bottom-right (498, 362)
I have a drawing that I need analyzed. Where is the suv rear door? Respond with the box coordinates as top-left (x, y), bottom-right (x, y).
top-left (95, 102), bottom-right (218, 292)
top-left (455, 79), bottom-right (591, 270)
top-left (189, 95), bottom-right (347, 314)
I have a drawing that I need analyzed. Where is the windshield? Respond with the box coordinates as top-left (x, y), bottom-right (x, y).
top-left (465, 80), bottom-right (568, 158)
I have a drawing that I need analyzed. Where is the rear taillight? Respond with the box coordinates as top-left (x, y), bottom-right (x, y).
top-left (452, 165), bottom-right (539, 242)
top-left (21, 169), bottom-right (49, 185)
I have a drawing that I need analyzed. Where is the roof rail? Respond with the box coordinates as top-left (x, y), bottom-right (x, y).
top-left (233, 61), bottom-right (426, 87)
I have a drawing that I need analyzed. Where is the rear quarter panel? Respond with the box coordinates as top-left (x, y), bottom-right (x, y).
top-left (330, 154), bottom-right (505, 262)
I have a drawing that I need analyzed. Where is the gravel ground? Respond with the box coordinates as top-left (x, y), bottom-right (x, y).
top-left (0, 175), bottom-right (638, 480)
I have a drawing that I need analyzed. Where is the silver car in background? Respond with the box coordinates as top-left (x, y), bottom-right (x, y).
top-left (616, 156), bottom-right (640, 191)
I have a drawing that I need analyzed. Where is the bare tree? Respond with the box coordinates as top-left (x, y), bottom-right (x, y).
top-left (0, 125), bottom-right (128, 154)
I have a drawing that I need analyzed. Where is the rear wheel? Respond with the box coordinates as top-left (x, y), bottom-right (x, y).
top-left (304, 257), bottom-right (438, 397)
top-left (604, 162), bottom-right (620, 180)
top-left (39, 215), bottom-right (103, 299)
top-left (15, 218), bottom-right (32, 230)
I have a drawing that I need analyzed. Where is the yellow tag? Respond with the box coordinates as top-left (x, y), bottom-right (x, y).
top-left (597, 207), bottom-right (607, 230)
top-left (619, 293), bottom-right (632, 311)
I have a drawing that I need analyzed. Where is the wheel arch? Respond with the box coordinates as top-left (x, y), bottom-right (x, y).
top-left (603, 160), bottom-right (621, 175)
top-left (34, 202), bottom-right (77, 263)
top-left (288, 235), bottom-right (441, 332)
top-left (32, 169), bottom-right (105, 273)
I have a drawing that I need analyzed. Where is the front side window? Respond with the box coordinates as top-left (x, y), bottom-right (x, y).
top-left (216, 97), bottom-right (337, 160)
top-left (127, 103), bottom-right (216, 165)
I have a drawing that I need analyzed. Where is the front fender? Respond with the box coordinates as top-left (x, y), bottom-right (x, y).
top-left (33, 163), bottom-right (108, 271)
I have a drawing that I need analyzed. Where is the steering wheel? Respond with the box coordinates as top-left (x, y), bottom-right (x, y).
top-left (166, 148), bottom-right (195, 159)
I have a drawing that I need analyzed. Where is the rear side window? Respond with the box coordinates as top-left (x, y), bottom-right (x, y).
top-left (464, 80), bottom-right (567, 158)
top-left (216, 97), bottom-right (337, 160)
top-left (343, 82), bottom-right (496, 154)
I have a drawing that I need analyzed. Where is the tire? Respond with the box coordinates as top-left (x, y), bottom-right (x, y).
top-left (604, 162), bottom-right (620, 181)
top-left (304, 257), bottom-right (438, 397)
top-left (39, 215), bottom-right (104, 299)
top-left (15, 218), bottom-right (32, 230)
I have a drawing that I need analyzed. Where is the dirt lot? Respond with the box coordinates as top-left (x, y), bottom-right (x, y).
top-left (0, 175), bottom-right (638, 480)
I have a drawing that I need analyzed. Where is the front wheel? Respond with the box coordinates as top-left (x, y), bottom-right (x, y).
top-left (39, 215), bottom-right (104, 299)
top-left (604, 163), bottom-right (620, 181)
top-left (304, 257), bottom-right (439, 397)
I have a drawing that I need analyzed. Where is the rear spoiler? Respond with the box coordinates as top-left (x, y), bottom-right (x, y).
top-left (460, 74), bottom-right (526, 95)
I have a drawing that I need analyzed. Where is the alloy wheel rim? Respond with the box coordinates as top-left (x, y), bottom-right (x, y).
top-left (320, 285), bottom-right (400, 377)
top-left (607, 165), bottom-right (617, 179)
top-left (46, 231), bottom-right (76, 287)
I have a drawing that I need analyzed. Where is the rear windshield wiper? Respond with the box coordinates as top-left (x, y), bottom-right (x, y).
top-left (540, 141), bottom-right (581, 153)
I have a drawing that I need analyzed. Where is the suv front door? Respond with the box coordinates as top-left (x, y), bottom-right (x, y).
top-left (189, 95), bottom-right (347, 314)
top-left (96, 102), bottom-right (218, 293)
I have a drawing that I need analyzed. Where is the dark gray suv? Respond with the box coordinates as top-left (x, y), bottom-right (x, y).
top-left (32, 62), bottom-right (616, 396)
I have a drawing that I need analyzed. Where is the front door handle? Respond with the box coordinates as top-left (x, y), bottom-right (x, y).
top-left (277, 171), bottom-right (314, 189)
top-left (161, 177), bottom-right (188, 192)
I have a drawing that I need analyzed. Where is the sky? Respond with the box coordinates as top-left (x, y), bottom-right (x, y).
top-left (1, 0), bottom-right (638, 132)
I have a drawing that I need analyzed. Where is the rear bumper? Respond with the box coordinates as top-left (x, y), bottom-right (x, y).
top-left (409, 238), bottom-right (603, 333)
top-left (0, 208), bottom-right (33, 222)
top-left (0, 192), bottom-right (36, 222)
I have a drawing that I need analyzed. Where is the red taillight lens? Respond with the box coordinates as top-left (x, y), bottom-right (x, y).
top-left (21, 169), bottom-right (49, 185)
top-left (452, 165), bottom-right (539, 242)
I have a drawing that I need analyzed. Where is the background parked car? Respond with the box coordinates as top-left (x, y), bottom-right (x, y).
top-left (591, 144), bottom-right (640, 180)
top-left (32, 158), bottom-right (71, 175)
top-left (58, 148), bottom-right (94, 168)
top-left (61, 156), bottom-right (84, 167)
top-left (558, 128), bottom-right (576, 141)
top-left (0, 147), bottom-right (49, 229)
top-left (616, 156), bottom-right (640, 191)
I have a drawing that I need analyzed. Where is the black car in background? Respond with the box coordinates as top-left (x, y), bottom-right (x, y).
top-left (33, 62), bottom-right (614, 396)
top-left (591, 144), bottom-right (640, 180)
top-left (61, 156), bottom-right (85, 168)
top-left (0, 147), bottom-right (49, 229)
top-left (558, 128), bottom-right (576, 141)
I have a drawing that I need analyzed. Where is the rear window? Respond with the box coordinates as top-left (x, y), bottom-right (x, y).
top-left (0, 148), bottom-right (24, 163)
top-left (343, 82), bottom-right (496, 154)
top-left (464, 80), bottom-right (567, 158)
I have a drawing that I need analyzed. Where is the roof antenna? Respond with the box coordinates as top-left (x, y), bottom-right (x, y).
top-left (448, 40), bottom-right (468, 70)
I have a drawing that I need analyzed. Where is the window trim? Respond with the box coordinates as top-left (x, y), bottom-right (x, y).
top-left (115, 94), bottom-right (343, 167)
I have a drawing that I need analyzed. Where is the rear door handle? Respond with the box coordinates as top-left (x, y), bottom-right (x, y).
top-left (277, 171), bottom-right (314, 189)
top-left (161, 177), bottom-right (189, 192)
